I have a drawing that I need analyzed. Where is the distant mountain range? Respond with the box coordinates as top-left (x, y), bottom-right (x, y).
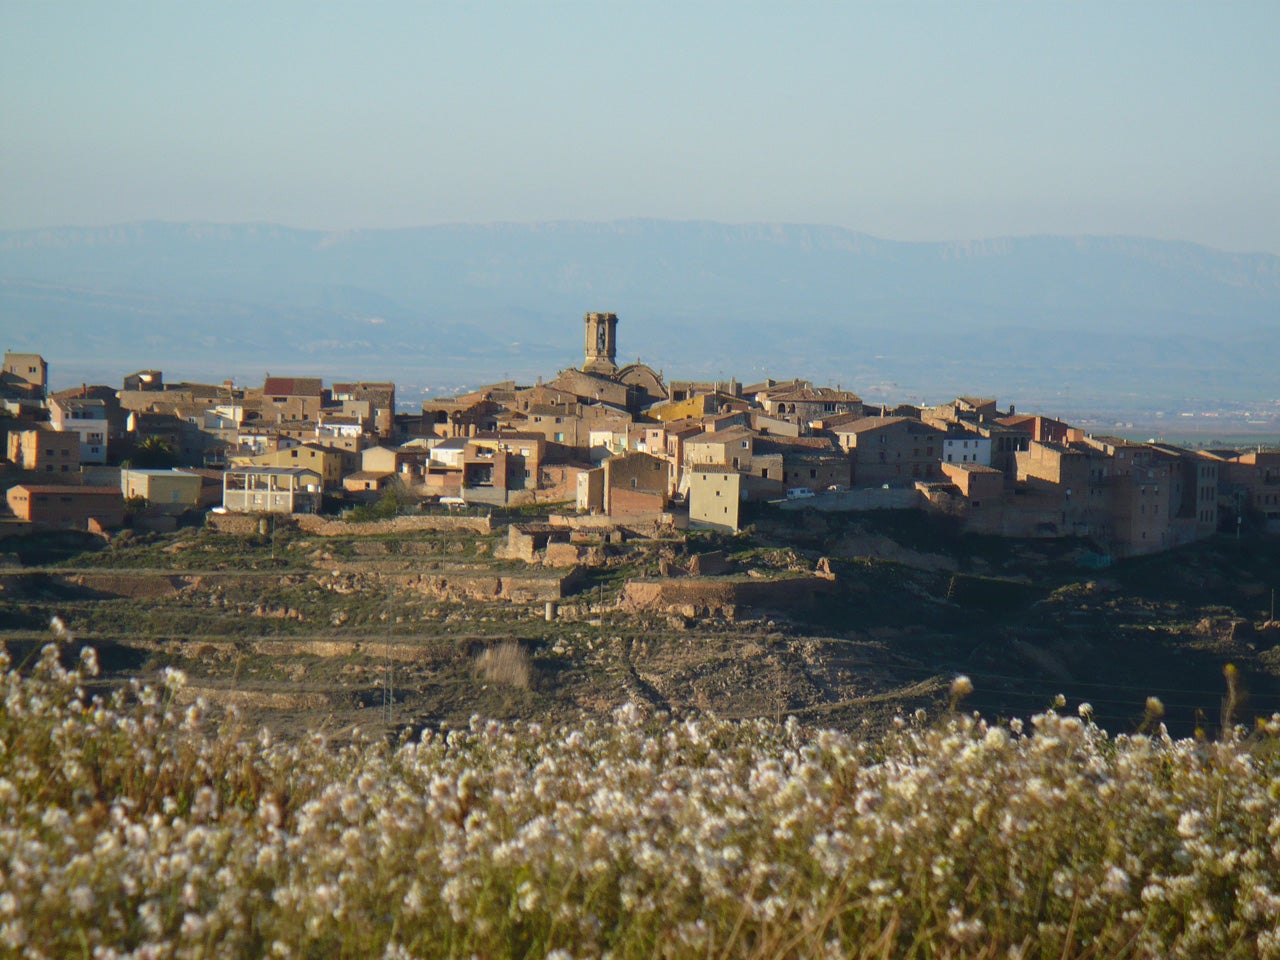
top-left (2, 219), bottom-right (1277, 411)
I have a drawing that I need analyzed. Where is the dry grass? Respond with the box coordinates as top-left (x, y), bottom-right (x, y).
top-left (475, 639), bottom-right (533, 689)
top-left (6, 645), bottom-right (1280, 959)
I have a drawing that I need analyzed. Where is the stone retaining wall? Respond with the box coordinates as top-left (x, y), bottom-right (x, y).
top-left (395, 566), bottom-right (584, 603)
top-left (208, 513), bottom-right (492, 536)
top-left (620, 575), bottom-right (837, 620)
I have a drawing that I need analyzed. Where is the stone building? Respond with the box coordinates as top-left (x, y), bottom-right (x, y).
top-left (6, 426), bottom-right (80, 474)
top-left (601, 451), bottom-right (670, 518)
top-left (120, 468), bottom-right (204, 510)
top-left (1217, 450), bottom-right (1280, 533)
top-left (331, 382), bottom-right (396, 436)
top-left (49, 395), bottom-right (109, 464)
top-left (688, 465), bottom-right (743, 533)
top-left (833, 417), bottom-right (946, 486)
top-left (260, 377), bottom-right (326, 423)
top-left (1, 352), bottom-right (47, 399)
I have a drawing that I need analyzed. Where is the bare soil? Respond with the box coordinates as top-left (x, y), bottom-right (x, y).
top-left (3, 513), bottom-right (1278, 740)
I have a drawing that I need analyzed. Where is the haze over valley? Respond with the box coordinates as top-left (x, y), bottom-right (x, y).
top-left (4, 218), bottom-right (1278, 439)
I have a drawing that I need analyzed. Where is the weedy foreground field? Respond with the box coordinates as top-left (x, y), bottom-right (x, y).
top-left (4, 645), bottom-right (1280, 959)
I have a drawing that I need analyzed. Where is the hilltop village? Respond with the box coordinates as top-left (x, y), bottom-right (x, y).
top-left (2, 312), bottom-right (1278, 557)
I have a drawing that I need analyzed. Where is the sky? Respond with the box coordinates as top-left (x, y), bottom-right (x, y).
top-left (2, 1), bottom-right (1278, 253)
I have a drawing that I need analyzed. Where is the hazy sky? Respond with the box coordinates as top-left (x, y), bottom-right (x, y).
top-left (2, 1), bottom-right (1278, 253)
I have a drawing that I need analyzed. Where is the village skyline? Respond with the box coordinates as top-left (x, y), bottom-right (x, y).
top-left (4, 309), bottom-right (1278, 556)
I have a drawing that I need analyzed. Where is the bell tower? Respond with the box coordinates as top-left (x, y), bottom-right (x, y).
top-left (582, 312), bottom-right (619, 375)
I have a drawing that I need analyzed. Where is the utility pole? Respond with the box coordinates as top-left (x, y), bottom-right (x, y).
top-left (383, 582), bottom-right (394, 727)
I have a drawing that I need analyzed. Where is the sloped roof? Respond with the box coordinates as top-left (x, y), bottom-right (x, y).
top-left (263, 377), bottom-right (322, 398)
top-left (768, 386), bottom-right (862, 403)
top-left (690, 463), bottom-right (739, 474)
top-left (832, 416), bottom-right (943, 435)
top-left (943, 462), bottom-right (1003, 474)
top-left (689, 426), bottom-right (754, 444)
top-left (10, 485), bottom-right (121, 495)
top-left (755, 436), bottom-right (841, 456)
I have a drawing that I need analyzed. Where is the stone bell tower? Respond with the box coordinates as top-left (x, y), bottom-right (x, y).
top-left (582, 312), bottom-right (619, 375)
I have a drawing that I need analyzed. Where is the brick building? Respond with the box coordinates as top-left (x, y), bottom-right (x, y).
top-left (6, 485), bottom-right (124, 530)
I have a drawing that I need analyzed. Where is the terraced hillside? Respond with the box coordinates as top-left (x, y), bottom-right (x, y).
top-left (1, 511), bottom-right (1277, 739)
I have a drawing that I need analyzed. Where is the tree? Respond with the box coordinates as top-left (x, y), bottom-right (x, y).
top-left (127, 436), bottom-right (177, 469)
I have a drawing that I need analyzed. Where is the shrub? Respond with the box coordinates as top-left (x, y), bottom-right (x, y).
top-left (474, 639), bottom-right (533, 689)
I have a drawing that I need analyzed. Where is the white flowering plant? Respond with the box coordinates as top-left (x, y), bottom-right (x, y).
top-left (3, 645), bottom-right (1280, 959)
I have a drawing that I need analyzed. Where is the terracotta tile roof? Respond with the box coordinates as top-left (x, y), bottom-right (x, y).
top-left (332, 382), bottom-right (394, 402)
top-left (227, 465), bottom-right (322, 477)
top-left (743, 378), bottom-right (809, 396)
top-left (263, 377), bottom-right (323, 398)
top-left (754, 436), bottom-right (841, 455)
top-left (814, 410), bottom-right (866, 428)
top-left (691, 464), bottom-right (739, 474)
top-left (833, 416), bottom-right (943, 435)
top-left (474, 431), bottom-right (545, 442)
top-left (11, 485), bottom-right (122, 495)
top-left (690, 426), bottom-right (754, 444)
top-left (768, 386), bottom-right (862, 403)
